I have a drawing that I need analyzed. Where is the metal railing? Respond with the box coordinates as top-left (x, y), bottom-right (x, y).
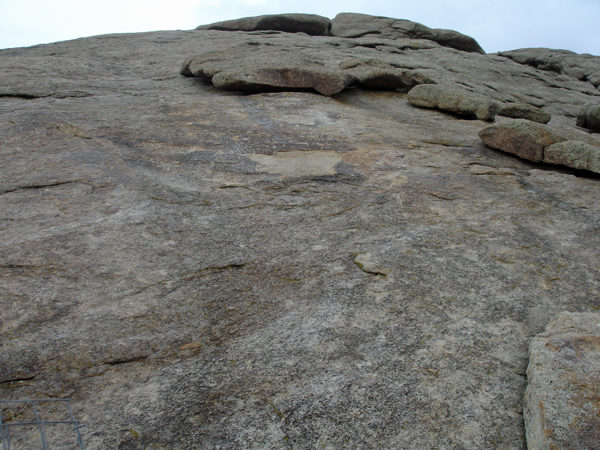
top-left (0, 399), bottom-right (85, 450)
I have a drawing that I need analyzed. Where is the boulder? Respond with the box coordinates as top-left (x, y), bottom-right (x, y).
top-left (524, 312), bottom-right (600, 450)
top-left (407, 84), bottom-right (498, 121)
top-left (181, 43), bottom-right (352, 95)
top-left (329, 12), bottom-right (400, 38)
top-left (329, 13), bottom-right (485, 53)
top-left (195, 13), bottom-right (331, 36)
top-left (433, 28), bottom-right (486, 54)
top-left (339, 59), bottom-right (436, 89)
top-left (498, 102), bottom-right (551, 124)
top-left (478, 119), bottom-right (567, 162)
top-left (544, 140), bottom-right (600, 173)
top-left (212, 68), bottom-right (354, 96)
top-left (576, 102), bottom-right (600, 132)
top-left (588, 70), bottom-right (600, 87)
top-left (390, 19), bottom-right (437, 40)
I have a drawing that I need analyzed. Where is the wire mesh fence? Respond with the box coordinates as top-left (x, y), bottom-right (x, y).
top-left (0, 399), bottom-right (85, 450)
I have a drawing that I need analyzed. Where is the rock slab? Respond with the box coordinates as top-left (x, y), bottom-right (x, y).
top-left (196, 13), bottom-right (332, 35)
top-left (2, 18), bottom-right (600, 450)
top-left (524, 312), bottom-right (600, 450)
top-left (479, 119), bottom-right (600, 172)
top-left (180, 41), bottom-right (435, 95)
top-left (408, 83), bottom-right (498, 121)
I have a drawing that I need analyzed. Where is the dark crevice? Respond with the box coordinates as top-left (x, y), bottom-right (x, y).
top-left (0, 375), bottom-right (36, 385)
top-left (0, 93), bottom-right (51, 99)
top-left (184, 262), bottom-right (253, 280)
top-left (0, 264), bottom-right (42, 270)
top-left (106, 356), bottom-right (149, 366)
top-left (0, 180), bottom-right (91, 195)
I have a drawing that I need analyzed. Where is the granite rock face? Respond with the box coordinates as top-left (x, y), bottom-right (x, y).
top-left (545, 140), bottom-right (600, 173)
top-left (180, 41), bottom-right (436, 95)
top-left (1, 15), bottom-right (600, 450)
top-left (497, 102), bottom-right (552, 124)
top-left (407, 83), bottom-right (498, 121)
top-left (329, 13), bottom-right (485, 54)
top-left (577, 101), bottom-right (600, 132)
top-left (478, 120), bottom-right (569, 162)
top-left (196, 13), bottom-right (332, 35)
top-left (478, 120), bottom-right (600, 172)
top-left (500, 48), bottom-right (600, 87)
top-left (524, 312), bottom-right (600, 450)
top-left (197, 12), bottom-right (486, 54)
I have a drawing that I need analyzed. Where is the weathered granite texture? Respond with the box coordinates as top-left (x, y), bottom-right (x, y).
top-left (1, 15), bottom-right (600, 450)
top-left (497, 103), bottom-right (551, 124)
top-left (180, 42), bottom-right (436, 95)
top-left (196, 12), bottom-right (486, 54)
top-left (196, 13), bottom-right (332, 36)
top-left (407, 83), bottom-right (498, 121)
top-left (479, 120), bottom-right (600, 172)
top-left (577, 101), bottom-right (600, 132)
top-left (524, 312), bottom-right (600, 450)
top-left (500, 48), bottom-right (600, 87)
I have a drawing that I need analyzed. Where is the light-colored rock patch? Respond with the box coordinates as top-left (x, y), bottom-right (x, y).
top-left (248, 151), bottom-right (341, 178)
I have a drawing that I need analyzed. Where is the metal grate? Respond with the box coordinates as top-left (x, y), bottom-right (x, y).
top-left (0, 399), bottom-right (85, 450)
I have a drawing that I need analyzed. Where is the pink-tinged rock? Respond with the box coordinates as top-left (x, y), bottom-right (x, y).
top-left (524, 312), bottom-right (600, 450)
top-left (478, 119), bottom-right (567, 162)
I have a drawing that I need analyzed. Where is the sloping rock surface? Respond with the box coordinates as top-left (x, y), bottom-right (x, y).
top-left (1, 18), bottom-right (600, 450)
top-left (524, 312), bottom-right (600, 449)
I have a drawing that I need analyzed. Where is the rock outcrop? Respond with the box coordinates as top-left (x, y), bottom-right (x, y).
top-left (478, 120), bottom-right (600, 172)
top-left (478, 120), bottom-right (568, 162)
top-left (196, 12), bottom-right (486, 54)
top-left (2, 13), bottom-right (600, 450)
top-left (577, 101), bottom-right (600, 132)
top-left (196, 13), bottom-right (332, 35)
top-left (497, 102), bottom-right (551, 124)
top-left (499, 48), bottom-right (600, 87)
top-left (525, 312), bottom-right (600, 450)
top-left (180, 42), bottom-right (436, 95)
top-left (407, 84), bottom-right (498, 121)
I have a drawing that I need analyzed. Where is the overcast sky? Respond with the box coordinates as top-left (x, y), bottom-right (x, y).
top-left (1, 0), bottom-right (599, 55)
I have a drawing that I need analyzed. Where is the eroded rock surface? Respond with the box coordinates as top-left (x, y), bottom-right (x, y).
top-left (479, 120), bottom-right (600, 172)
top-left (407, 83), bottom-right (498, 121)
top-left (196, 13), bottom-right (332, 35)
top-left (500, 48), bottom-right (600, 87)
top-left (524, 312), bottom-right (600, 450)
top-left (497, 102), bottom-right (551, 124)
top-left (577, 101), bottom-right (600, 132)
top-left (180, 41), bottom-right (435, 95)
top-left (479, 120), bottom-right (568, 162)
top-left (1, 17), bottom-right (600, 450)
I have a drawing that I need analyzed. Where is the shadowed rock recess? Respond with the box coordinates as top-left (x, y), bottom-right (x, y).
top-left (2, 12), bottom-right (600, 450)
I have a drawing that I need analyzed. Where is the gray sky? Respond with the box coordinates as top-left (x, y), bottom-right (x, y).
top-left (1, 0), bottom-right (599, 55)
